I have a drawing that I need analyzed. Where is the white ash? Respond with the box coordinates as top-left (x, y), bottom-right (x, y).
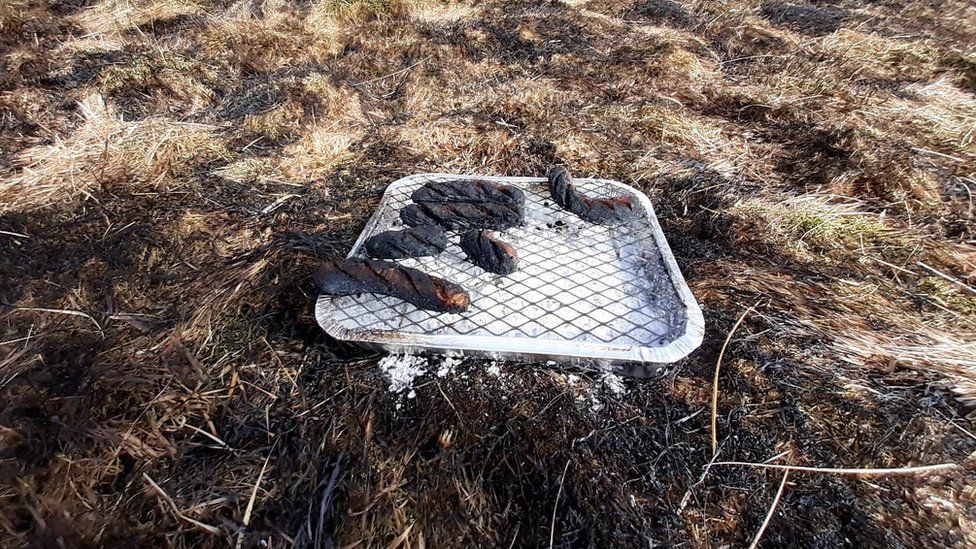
top-left (436, 356), bottom-right (460, 378)
top-left (589, 394), bottom-right (606, 413)
top-left (600, 372), bottom-right (626, 397)
top-left (486, 362), bottom-right (502, 377)
top-left (578, 372), bottom-right (628, 414)
top-left (379, 354), bottom-right (427, 395)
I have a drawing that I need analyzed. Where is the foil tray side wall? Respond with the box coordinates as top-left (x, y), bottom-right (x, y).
top-left (315, 173), bottom-right (704, 365)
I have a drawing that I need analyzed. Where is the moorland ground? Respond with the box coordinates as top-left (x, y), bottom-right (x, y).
top-left (1, 0), bottom-right (975, 546)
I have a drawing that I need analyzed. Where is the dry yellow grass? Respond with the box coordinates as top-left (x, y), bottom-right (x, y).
top-left (0, 0), bottom-right (28, 32)
top-left (731, 194), bottom-right (907, 257)
top-left (281, 125), bottom-right (360, 179)
top-left (822, 29), bottom-right (945, 80)
top-left (98, 53), bottom-right (218, 113)
top-left (201, 7), bottom-right (334, 72)
top-left (410, 1), bottom-right (474, 22)
top-left (890, 79), bottom-right (976, 153)
top-left (0, 0), bottom-right (54, 39)
top-left (76, 0), bottom-right (208, 35)
top-left (0, 95), bottom-right (227, 212)
top-left (312, 0), bottom-right (413, 24)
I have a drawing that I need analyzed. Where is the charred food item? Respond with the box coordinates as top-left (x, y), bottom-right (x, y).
top-left (400, 202), bottom-right (523, 231)
top-left (547, 166), bottom-right (636, 224)
top-left (459, 230), bottom-right (518, 275)
top-left (364, 226), bottom-right (448, 259)
top-left (314, 258), bottom-right (470, 313)
top-left (411, 180), bottom-right (525, 208)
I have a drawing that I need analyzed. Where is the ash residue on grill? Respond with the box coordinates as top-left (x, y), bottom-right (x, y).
top-left (639, 250), bottom-right (688, 341)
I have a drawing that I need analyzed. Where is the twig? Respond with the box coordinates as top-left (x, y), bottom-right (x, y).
top-left (763, 450), bottom-right (792, 464)
top-left (350, 55), bottom-right (432, 86)
top-left (435, 382), bottom-right (462, 422)
top-left (712, 303), bottom-right (758, 455)
top-left (710, 461), bottom-right (959, 476)
top-left (748, 470), bottom-right (789, 549)
top-left (263, 337), bottom-right (298, 391)
top-left (0, 332), bottom-right (36, 347)
top-left (917, 261), bottom-right (976, 295)
top-left (241, 135), bottom-right (264, 152)
top-left (9, 306), bottom-right (102, 331)
top-left (720, 54), bottom-right (783, 65)
top-left (549, 459), bottom-right (571, 549)
top-left (679, 445), bottom-right (723, 512)
top-left (260, 194), bottom-right (300, 215)
top-left (934, 410), bottom-right (976, 442)
top-left (143, 473), bottom-right (220, 534)
top-left (868, 256), bottom-right (915, 276)
top-left (182, 423), bottom-right (232, 449)
top-left (506, 522), bottom-right (521, 549)
top-left (0, 230), bottom-right (31, 239)
top-left (911, 147), bottom-right (966, 163)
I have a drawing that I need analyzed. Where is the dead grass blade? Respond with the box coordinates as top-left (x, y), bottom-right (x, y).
top-left (143, 473), bottom-right (220, 535)
top-left (917, 261), bottom-right (976, 295)
top-left (299, 454), bottom-right (346, 549)
top-left (235, 439), bottom-right (277, 549)
top-left (549, 458), bottom-right (571, 549)
top-left (710, 461), bottom-right (959, 476)
top-left (0, 230), bottom-right (31, 238)
top-left (748, 470), bottom-right (790, 549)
top-left (10, 306), bottom-right (103, 331)
top-left (386, 523), bottom-right (413, 549)
top-left (712, 303), bottom-right (758, 456)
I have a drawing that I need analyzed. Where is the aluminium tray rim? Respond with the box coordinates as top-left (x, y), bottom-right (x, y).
top-left (315, 173), bottom-right (704, 365)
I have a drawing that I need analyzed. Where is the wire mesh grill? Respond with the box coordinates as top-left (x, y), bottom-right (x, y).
top-left (317, 173), bottom-right (703, 364)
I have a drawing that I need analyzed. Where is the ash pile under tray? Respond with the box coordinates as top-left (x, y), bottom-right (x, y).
top-left (315, 173), bottom-right (703, 370)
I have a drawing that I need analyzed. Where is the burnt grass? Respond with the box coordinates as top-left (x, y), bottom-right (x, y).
top-left (2, 0), bottom-right (976, 547)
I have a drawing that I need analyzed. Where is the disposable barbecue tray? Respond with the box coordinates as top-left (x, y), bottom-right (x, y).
top-left (315, 173), bottom-right (703, 369)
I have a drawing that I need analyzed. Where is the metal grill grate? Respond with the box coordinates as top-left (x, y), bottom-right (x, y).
top-left (316, 174), bottom-right (703, 365)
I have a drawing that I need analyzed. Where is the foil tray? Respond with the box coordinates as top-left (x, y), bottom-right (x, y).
top-left (315, 173), bottom-right (703, 370)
